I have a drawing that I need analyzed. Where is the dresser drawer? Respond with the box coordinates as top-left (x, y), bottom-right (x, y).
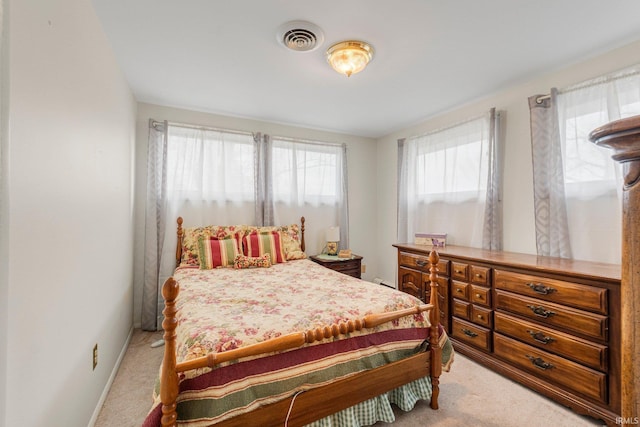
top-left (398, 267), bottom-right (423, 301)
top-left (494, 334), bottom-right (607, 403)
top-left (453, 299), bottom-right (470, 319)
top-left (495, 290), bottom-right (608, 341)
top-left (426, 276), bottom-right (449, 330)
top-left (452, 317), bottom-right (491, 351)
top-left (470, 265), bottom-right (490, 286)
top-left (451, 281), bottom-right (469, 301)
top-left (471, 305), bottom-right (493, 328)
top-left (494, 312), bottom-right (607, 371)
top-left (399, 252), bottom-right (448, 273)
top-left (470, 284), bottom-right (491, 307)
top-left (494, 270), bottom-right (608, 314)
top-left (329, 261), bottom-right (360, 275)
top-left (425, 276), bottom-right (448, 298)
top-left (451, 262), bottom-right (468, 281)
top-left (435, 258), bottom-right (449, 276)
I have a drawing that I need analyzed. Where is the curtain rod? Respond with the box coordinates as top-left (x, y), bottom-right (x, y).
top-left (535, 66), bottom-right (640, 104)
top-left (151, 119), bottom-right (254, 137)
top-left (405, 109), bottom-right (496, 141)
top-left (535, 94), bottom-right (551, 104)
top-left (271, 134), bottom-right (345, 148)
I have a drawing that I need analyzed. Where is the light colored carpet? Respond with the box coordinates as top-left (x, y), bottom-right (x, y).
top-left (95, 329), bottom-right (605, 427)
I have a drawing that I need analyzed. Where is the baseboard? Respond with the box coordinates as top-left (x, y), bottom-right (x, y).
top-left (87, 326), bottom-right (134, 427)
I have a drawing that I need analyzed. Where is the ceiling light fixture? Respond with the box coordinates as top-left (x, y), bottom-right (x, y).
top-left (326, 40), bottom-right (374, 77)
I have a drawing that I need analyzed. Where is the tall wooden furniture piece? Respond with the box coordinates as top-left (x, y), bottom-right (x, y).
top-left (394, 243), bottom-right (621, 425)
top-left (590, 115), bottom-right (640, 421)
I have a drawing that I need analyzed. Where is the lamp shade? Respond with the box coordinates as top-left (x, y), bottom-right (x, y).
top-left (326, 226), bottom-right (340, 242)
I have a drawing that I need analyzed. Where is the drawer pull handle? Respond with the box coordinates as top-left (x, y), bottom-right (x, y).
top-left (526, 283), bottom-right (557, 295)
top-left (475, 293), bottom-right (483, 298)
top-left (455, 269), bottom-right (463, 274)
top-left (527, 305), bottom-right (556, 318)
top-left (526, 330), bottom-right (555, 345)
top-left (475, 273), bottom-right (483, 278)
top-left (526, 355), bottom-right (554, 370)
top-left (415, 259), bottom-right (427, 267)
top-left (456, 288), bottom-right (463, 293)
top-left (477, 314), bottom-right (484, 320)
top-left (461, 328), bottom-right (478, 338)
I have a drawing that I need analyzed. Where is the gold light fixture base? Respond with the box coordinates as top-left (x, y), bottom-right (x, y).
top-left (326, 40), bottom-right (374, 77)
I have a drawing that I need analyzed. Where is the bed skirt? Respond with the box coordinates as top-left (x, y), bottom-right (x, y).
top-left (305, 376), bottom-right (432, 427)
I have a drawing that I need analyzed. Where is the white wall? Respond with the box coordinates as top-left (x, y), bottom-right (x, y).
top-left (0, 1), bottom-right (9, 425)
top-left (133, 103), bottom-right (378, 327)
top-left (375, 39), bottom-right (640, 286)
top-left (6, 1), bottom-right (136, 426)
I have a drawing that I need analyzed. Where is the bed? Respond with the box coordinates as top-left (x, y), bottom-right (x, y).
top-left (144, 217), bottom-right (453, 427)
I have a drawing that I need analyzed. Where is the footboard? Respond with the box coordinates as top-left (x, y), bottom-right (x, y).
top-left (158, 249), bottom-right (443, 427)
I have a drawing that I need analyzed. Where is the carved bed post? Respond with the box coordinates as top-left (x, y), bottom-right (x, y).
top-left (161, 278), bottom-right (180, 427)
top-left (590, 116), bottom-right (640, 420)
top-left (428, 249), bottom-right (441, 409)
top-left (175, 217), bottom-right (184, 267)
top-left (300, 216), bottom-right (306, 252)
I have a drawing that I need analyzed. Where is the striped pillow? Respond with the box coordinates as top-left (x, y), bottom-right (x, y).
top-left (242, 231), bottom-right (287, 264)
top-left (197, 236), bottom-right (241, 269)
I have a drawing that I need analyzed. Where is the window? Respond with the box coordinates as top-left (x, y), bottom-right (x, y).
top-left (398, 109), bottom-right (500, 249)
top-left (271, 138), bottom-right (343, 206)
top-left (160, 125), bottom-right (348, 258)
top-left (553, 65), bottom-right (640, 263)
top-left (268, 137), bottom-right (348, 250)
top-left (413, 129), bottom-right (487, 199)
top-left (559, 68), bottom-right (640, 192)
top-left (166, 126), bottom-right (255, 202)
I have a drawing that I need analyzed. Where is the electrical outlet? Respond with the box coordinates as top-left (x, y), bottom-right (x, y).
top-left (93, 344), bottom-right (98, 370)
top-left (361, 264), bottom-right (366, 274)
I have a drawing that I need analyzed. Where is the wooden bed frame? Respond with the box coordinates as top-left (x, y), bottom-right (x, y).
top-left (159, 217), bottom-right (443, 427)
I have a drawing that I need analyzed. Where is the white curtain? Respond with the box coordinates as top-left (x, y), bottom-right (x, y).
top-left (141, 120), bottom-right (168, 330)
top-left (160, 125), bottom-right (257, 301)
top-left (142, 122), bottom-right (256, 330)
top-left (531, 64), bottom-right (640, 263)
top-left (398, 109), bottom-right (502, 249)
top-left (269, 137), bottom-right (349, 254)
top-left (142, 122), bottom-right (349, 330)
top-left (528, 90), bottom-right (573, 259)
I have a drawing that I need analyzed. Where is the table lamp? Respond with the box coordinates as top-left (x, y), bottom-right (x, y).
top-left (326, 226), bottom-right (340, 256)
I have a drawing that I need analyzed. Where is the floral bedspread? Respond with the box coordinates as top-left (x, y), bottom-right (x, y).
top-left (144, 259), bottom-right (453, 426)
top-left (173, 259), bottom-right (430, 370)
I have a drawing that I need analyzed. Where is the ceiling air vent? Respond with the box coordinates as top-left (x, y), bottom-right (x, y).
top-left (276, 21), bottom-right (324, 52)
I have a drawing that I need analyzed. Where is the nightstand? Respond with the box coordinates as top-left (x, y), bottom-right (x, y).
top-left (309, 254), bottom-right (363, 279)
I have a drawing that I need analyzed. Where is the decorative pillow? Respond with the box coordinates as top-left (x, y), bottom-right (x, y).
top-left (256, 224), bottom-right (307, 260)
top-left (197, 236), bottom-right (241, 269)
top-left (181, 225), bottom-right (246, 267)
top-left (242, 231), bottom-right (287, 264)
top-left (233, 253), bottom-right (271, 269)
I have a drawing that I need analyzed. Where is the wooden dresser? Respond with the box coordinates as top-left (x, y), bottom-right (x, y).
top-left (394, 243), bottom-right (622, 425)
